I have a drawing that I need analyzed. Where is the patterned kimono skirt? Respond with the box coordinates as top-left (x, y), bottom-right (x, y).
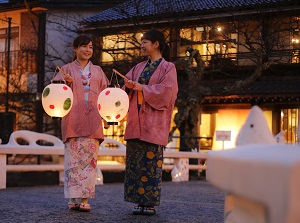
top-left (64, 137), bottom-right (99, 199)
top-left (124, 139), bottom-right (164, 206)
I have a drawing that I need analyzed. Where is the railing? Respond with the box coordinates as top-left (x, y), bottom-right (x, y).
top-left (103, 134), bottom-right (213, 151)
top-left (169, 135), bottom-right (213, 151)
top-left (175, 49), bottom-right (299, 67)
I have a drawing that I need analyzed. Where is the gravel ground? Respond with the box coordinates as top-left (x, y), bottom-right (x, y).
top-left (0, 180), bottom-right (225, 223)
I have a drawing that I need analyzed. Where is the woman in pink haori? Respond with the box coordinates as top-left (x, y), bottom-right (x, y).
top-left (56, 35), bottom-right (109, 212)
top-left (123, 29), bottom-right (178, 215)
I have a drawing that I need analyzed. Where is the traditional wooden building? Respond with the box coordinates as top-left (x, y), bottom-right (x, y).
top-left (78, 0), bottom-right (300, 150)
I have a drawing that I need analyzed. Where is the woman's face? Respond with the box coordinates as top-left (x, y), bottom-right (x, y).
top-left (74, 41), bottom-right (93, 61)
top-left (141, 39), bottom-right (159, 57)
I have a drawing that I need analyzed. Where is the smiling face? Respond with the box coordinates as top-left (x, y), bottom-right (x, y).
top-left (74, 41), bottom-right (93, 62)
top-left (140, 39), bottom-right (159, 57)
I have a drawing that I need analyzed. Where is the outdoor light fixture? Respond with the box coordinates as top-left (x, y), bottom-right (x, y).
top-left (195, 26), bottom-right (204, 32)
top-left (171, 165), bottom-right (182, 182)
top-left (97, 69), bottom-right (129, 125)
top-left (292, 38), bottom-right (299, 44)
top-left (42, 67), bottom-right (73, 118)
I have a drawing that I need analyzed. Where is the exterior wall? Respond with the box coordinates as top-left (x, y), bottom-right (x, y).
top-left (20, 11), bottom-right (39, 50)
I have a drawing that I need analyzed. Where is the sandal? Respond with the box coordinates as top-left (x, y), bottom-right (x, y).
top-left (68, 202), bottom-right (80, 210)
top-left (79, 203), bottom-right (91, 212)
top-left (143, 206), bottom-right (156, 215)
top-left (132, 205), bottom-right (144, 215)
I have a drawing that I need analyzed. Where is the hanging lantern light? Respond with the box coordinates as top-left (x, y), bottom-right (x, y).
top-left (42, 66), bottom-right (73, 118)
top-left (97, 87), bottom-right (129, 124)
top-left (95, 164), bottom-right (104, 185)
top-left (97, 69), bottom-right (129, 125)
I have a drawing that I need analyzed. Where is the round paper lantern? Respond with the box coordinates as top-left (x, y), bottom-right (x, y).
top-left (42, 83), bottom-right (73, 118)
top-left (97, 87), bottom-right (129, 124)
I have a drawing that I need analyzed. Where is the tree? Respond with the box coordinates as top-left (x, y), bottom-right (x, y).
top-left (168, 4), bottom-right (298, 151)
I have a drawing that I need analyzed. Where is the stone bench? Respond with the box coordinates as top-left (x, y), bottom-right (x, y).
top-left (0, 130), bottom-right (207, 189)
top-left (206, 144), bottom-right (300, 223)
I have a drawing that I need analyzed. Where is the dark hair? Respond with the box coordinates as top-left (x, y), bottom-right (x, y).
top-left (141, 29), bottom-right (170, 61)
top-left (72, 35), bottom-right (93, 60)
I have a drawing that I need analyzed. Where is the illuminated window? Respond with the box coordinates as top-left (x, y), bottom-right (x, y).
top-left (102, 33), bottom-right (143, 63)
top-left (0, 26), bottom-right (19, 52)
top-left (281, 109), bottom-right (298, 144)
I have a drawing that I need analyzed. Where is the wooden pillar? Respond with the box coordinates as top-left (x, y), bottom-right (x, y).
top-left (169, 27), bottom-right (180, 61)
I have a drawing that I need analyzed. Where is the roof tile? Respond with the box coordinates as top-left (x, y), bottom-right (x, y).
top-left (82, 0), bottom-right (288, 23)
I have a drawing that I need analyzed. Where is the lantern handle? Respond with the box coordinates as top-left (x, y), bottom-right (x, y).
top-left (112, 69), bottom-right (129, 81)
top-left (109, 70), bottom-right (117, 87)
top-left (51, 66), bottom-right (67, 84)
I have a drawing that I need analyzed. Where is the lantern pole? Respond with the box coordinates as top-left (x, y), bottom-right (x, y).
top-left (36, 12), bottom-right (46, 136)
top-left (36, 12), bottom-right (46, 165)
top-left (5, 17), bottom-right (12, 113)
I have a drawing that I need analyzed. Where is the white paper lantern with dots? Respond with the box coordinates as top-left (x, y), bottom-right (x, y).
top-left (42, 83), bottom-right (73, 118)
top-left (97, 87), bottom-right (129, 124)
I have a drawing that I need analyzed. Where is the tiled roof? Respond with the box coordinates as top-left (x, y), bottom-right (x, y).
top-left (204, 77), bottom-right (300, 95)
top-left (82, 0), bottom-right (289, 24)
top-left (174, 76), bottom-right (300, 106)
top-left (199, 75), bottom-right (300, 104)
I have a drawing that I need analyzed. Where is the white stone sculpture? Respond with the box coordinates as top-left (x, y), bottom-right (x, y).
top-left (236, 105), bottom-right (277, 146)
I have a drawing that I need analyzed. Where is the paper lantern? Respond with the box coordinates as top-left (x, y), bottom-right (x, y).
top-left (171, 165), bottom-right (182, 182)
top-left (42, 83), bottom-right (73, 118)
top-left (97, 87), bottom-right (129, 124)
